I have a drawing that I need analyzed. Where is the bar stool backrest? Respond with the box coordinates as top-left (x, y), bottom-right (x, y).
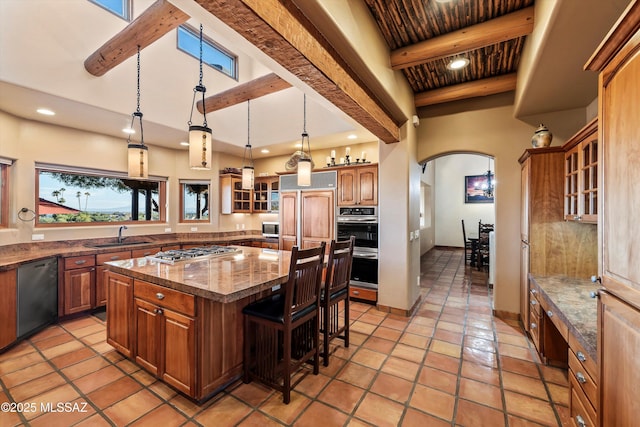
top-left (284, 243), bottom-right (326, 322)
top-left (325, 236), bottom-right (355, 295)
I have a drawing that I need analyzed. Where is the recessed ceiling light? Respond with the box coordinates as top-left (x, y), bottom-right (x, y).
top-left (180, 141), bottom-right (190, 146)
top-left (447, 57), bottom-right (469, 70)
top-left (122, 128), bottom-right (135, 134)
top-left (347, 134), bottom-right (357, 140)
top-left (261, 149), bottom-right (270, 154)
top-left (37, 108), bottom-right (55, 116)
top-left (294, 143), bottom-right (302, 148)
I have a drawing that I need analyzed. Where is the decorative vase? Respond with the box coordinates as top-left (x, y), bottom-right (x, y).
top-left (531, 124), bottom-right (553, 148)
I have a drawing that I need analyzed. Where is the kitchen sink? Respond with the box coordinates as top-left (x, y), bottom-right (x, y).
top-left (87, 241), bottom-right (152, 248)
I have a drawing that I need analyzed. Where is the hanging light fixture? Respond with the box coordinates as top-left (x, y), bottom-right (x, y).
top-left (297, 94), bottom-right (312, 186)
top-left (188, 24), bottom-right (212, 170)
top-left (242, 100), bottom-right (254, 189)
top-left (482, 158), bottom-right (495, 198)
top-left (127, 45), bottom-right (148, 179)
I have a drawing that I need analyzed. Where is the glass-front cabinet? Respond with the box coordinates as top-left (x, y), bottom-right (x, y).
top-left (221, 174), bottom-right (279, 214)
top-left (563, 118), bottom-right (598, 224)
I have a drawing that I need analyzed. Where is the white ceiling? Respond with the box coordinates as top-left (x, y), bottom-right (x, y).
top-left (0, 0), bottom-right (632, 155)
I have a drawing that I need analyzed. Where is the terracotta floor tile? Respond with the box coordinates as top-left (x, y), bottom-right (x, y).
top-left (409, 384), bottom-right (455, 421)
top-left (258, 391), bottom-right (311, 425)
top-left (61, 355), bottom-right (111, 380)
top-left (498, 342), bottom-right (539, 363)
top-left (540, 365), bottom-right (569, 386)
top-left (294, 372), bottom-right (331, 398)
top-left (500, 355), bottom-right (541, 378)
top-left (61, 316), bottom-right (101, 331)
top-left (402, 407), bottom-right (451, 427)
top-left (351, 347), bottom-right (387, 369)
top-left (129, 403), bottom-right (188, 427)
top-left (50, 346), bottom-right (96, 369)
top-left (433, 328), bottom-right (463, 345)
top-left (458, 377), bottom-right (504, 410)
top-left (502, 371), bottom-right (549, 400)
top-left (370, 372), bottom-right (413, 403)
top-left (103, 389), bottom-right (162, 426)
top-left (390, 343), bottom-right (425, 364)
top-left (466, 325), bottom-right (496, 340)
top-left (1, 361), bottom-right (54, 388)
top-left (504, 390), bottom-right (558, 426)
top-left (29, 396), bottom-right (95, 426)
top-left (507, 414), bottom-right (552, 427)
top-left (319, 355), bottom-right (347, 377)
top-left (361, 336), bottom-right (395, 354)
top-left (294, 401), bottom-right (349, 427)
top-left (380, 356), bottom-right (420, 381)
top-left (31, 331), bottom-right (74, 350)
top-left (70, 323), bottom-right (106, 339)
top-left (169, 393), bottom-right (203, 418)
top-left (9, 372), bottom-right (66, 402)
top-left (236, 410), bottom-right (283, 427)
top-left (380, 317), bottom-right (408, 331)
top-left (74, 365), bottom-right (125, 394)
top-left (460, 360), bottom-right (501, 386)
top-left (497, 331), bottom-right (531, 347)
top-left (336, 362), bottom-right (377, 388)
top-left (358, 312), bottom-right (385, 326)
top-left (547, 383), bottom-right (569, 407)
top-left (463, 346), bottom-right (498, 368)
top-left (40, 340), bottom-right (85, 360)
top-left (22, 383), bottom-right (81, 420)
top-left (87, 375), bottom-right (143, 409)
top-left (417, 366), bottom-right (457, 395)
top-left (131, 368), bottom-right (157, 386)
top-left (73, 413), bottom-right (112, 427)
top-left (317, 379), bottom-right (365, 413)
top-left (464, 335), bottom-right (496, 353)
top-left (115, 358), bottom-right (141, 374)
top-left (350, 321), bottom-right (377, 335)
top-left (230, 381), bottom-right (275, 406)
top-left (0, 350), bottom-right (44, 375)
top-left (371, 326), bottom-right (402, 342)
top-left (435, 321), bottom-right (464, 333)
top-left (455, 398), bottom-right (507, 427)
top-left (354, 392), bottom-right (405, 427)
top-left (423, 351), bottom-right (460, 375)
top-left (28, 325), bottom-right (66, 342)
top-left (430, 339), bottom-right (462, 358)
top-left (82, 331), bottom-right (106, 345)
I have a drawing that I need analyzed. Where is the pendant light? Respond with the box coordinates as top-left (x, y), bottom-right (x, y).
top-left (242, 100), bottom-right (254, 189)
top-left (127, 45), bottom-right (148, 179)
top-left (297, 94), bottom-right (312, 187)
top-left (188, 24), bottom-right (212, 170)
top-left (482, 157), bottom-right (495, 198)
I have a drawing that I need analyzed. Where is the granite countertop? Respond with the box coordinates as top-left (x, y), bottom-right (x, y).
top-left (105, 246), bottom-right (292, 303)
top-left (529, 274), bottom-right (599, 361)
top-left (0, 232), bottom-right (269, 271)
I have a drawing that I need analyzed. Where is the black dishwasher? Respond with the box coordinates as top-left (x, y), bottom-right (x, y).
top-left (17, 257), bottom-right (58, 338)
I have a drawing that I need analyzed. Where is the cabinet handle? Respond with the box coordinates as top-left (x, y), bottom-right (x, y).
top-left (530, 322), bottom-right (537, 329)
top-left (575, 415), bottom-right (586, 427)
top-left (110, 256), bottom-right (120, 260)
top-left (156, 292), bottom-right (165, 300)
top-left (575, 372), bottom-right (587, 384)
top-left (530, 300), bottom-right (537, 306)
top-left (574, 215), bottom-right (582, 221)
top-left (75, 259), bottom-right (87, 265)
top-left (577, 351), bottom-right (587, 362)
top-left (547, 310), bottom-right (553, 317)
top-left (590, 291), bottom-right (599, 299)
top-left (353, 290), bottom-right (360, 295)
top-left (530, 289), bottom-right (537, 295)
top-left (154, 308), bottom-right (164, 315)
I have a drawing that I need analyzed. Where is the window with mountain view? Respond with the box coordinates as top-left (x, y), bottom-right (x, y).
top-left (88, 0), bottom-right (130, 20)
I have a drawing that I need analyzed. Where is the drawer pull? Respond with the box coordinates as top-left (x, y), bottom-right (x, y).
top-left (110, 256), bottom-right (120, 260)
top-left (353, 290), bottom-right (360, 295)
top-left (154, 308), bottom-right (164, 315)
top-left (530, 322), bottom-right (537, 329)
top-left (156, 292), bottom-right (165, 300)
top-left (575, 372), bottom-right (587, 384)
top-left (577, 351), bottom-right (587, 362)
top-left (530, 289), bottom-right (537, 295)
top-left (547, 310), bottom-right (553, 317)
top-left (531, 300), bottom-right (537, 306)
top-left (75, 259), bottom-right (87, 265)
top-left (575, 415), bottom-right (586, 427)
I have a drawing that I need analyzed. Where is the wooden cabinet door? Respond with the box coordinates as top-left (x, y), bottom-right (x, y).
top-left (520, 242), bottom-right (530, 332)
top-left (106, 272), bottom-right (133, 358)
top-left (279, 191), bottom-right (298, 249)
top-left (337, 168), bottom-right (357, 206)
top-left (520, 160), bottom-right (530, 243)
top-left (0, 270), bottom-right (17, 349)
top-left (161, 309), bottom-right (196, 395)
top-left (301, 190), bottom-right (334, 251)
top-left (64, 267), bottom-right (94, 315)
top-left (356, 165), bottom-right (378, 205)
top-left (134, 298), bottom-right (160, 376)
top-left (599, 291), bottom-right (639, 427)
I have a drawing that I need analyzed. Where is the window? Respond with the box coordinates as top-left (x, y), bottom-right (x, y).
top-left (0, 159), bottom-right (10, 228)
top-left (35, 166), bottom-right (166, 226)
top-left (180, 180), bottom-right (210, 222)
top-left (177, 25), bottom-right (237, 79)
top-left (88, 0), bottom-right (130, 20)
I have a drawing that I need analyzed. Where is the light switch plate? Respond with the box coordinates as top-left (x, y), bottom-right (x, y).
top-left (409, 231), bottom-right (414, 241)
top-left (164, 228), bottom-right (172, 233)
top-left (32, 234), bottom-right (44, 241)
top-left (190, 227), bottom-right (198, 232)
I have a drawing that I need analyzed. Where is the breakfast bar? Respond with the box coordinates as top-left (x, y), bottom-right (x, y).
top-left (103, 246), bottom-right (293, 401)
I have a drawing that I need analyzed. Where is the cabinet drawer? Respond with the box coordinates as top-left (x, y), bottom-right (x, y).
top-left (538, 297), bottom-right (568, 341)
top-left (570, 375), bottom-right (596, 427)
top-left (262, 242), bottom-right (279, 250)
top-left (131, 247), bottom-right (162, 258)
top-left (64, 255), bottom-right (95, 270)
top-left (568, 333), bottom-right (597, 381)
top-left (569, 351), bottom-right (597, 408)
top-left (530, 294), bottom-right (541, 317)
top-left (97, 251), bottom-right (131, 264)
top-left (529, 308), bottom-right (542, 352)
top-left (134, 280), bottom-right (195, 316)
top-left (349, 286), bottom-right (377, 302)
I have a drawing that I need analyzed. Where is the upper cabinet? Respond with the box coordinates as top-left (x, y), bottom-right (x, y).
top-left (220, 174), bottom-right (279, 214)
top-left (337, 164), bottom-right (378, 206)
top-left (563, 118), bottom-right (598, 224)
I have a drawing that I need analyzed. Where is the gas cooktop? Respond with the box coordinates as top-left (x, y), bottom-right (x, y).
top-left (145, 245), bottom-right (241, 265)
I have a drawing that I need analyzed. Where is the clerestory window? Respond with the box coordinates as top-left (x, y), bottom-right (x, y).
top-left (88, 0), bottom-right (131, 21)
top-left (177, 25), bottom-right (238, 80)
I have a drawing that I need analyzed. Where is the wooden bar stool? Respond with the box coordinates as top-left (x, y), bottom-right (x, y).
top-left (321, 236), bottom-right (355, 366)
top-left (242, 243), bottom-right (326, 404)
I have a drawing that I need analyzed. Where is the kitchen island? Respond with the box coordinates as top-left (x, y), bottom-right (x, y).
top-left (103, 246), bottom-right (292, 401)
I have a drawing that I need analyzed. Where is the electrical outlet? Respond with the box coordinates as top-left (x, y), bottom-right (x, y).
top-left (32, 234), bottom-right (44, 241)
top-left (236, 224), bottom-right (240, 230)
top-left (190, 227), bottom-right (198, 232)
top-left (409, 231), bottom-right (414, 241)
top-left (417, 276), bottom-right (421, 287)
top-left (241, 224), bottom-right (245, 230)
top-left (164, 227), bottom-right (172, 233)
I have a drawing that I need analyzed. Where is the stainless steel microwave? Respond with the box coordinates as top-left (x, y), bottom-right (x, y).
top-left (262, 222), bottom-right (279, 237)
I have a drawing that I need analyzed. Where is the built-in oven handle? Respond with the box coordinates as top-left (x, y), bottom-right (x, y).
top-left (337, 218), bottom-right (378, 222)
top-left (353, 253), bottom-right (378, 259)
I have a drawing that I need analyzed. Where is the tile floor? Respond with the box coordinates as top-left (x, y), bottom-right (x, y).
top-left (0, 248), bottom-right (571, 426)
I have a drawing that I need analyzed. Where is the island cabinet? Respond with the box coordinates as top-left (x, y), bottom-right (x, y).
top-left (585, 3), bottom-right (640, 426)
top-left (95, 250), bottom-right (131, 307)
top-left (563, 118), bottom-right (598, 224)
top-left (62, 255), bottom-right (96, 315)
top-left (106, 271), bottom-right (134, 358)
top-left (337, 164), bottom-right (378, 206)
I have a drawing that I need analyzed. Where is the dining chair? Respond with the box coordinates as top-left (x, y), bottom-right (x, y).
top-left (461, 219), bottom-right (475, 265)
top-left (477, 221), bottom-right (494, 271)
top-left (242, 242), bottom-right (326, 404)
top-left (321, 236), bottom-right (355, 366)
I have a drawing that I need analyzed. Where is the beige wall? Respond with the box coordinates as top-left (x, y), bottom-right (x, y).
top-left (417, 104), bottom-right (567, 315)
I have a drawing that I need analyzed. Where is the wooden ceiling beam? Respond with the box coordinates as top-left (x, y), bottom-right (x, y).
top-left (415, 73), bottom-right (517, 107)
top-left (195, 0), bottom-right (400, 143)
top-left (391, 6), bottom-right (534, 70)
top-left (84, 0), bottom-right (189, 76)
top-left (197, 73), bottom-right (292, 114)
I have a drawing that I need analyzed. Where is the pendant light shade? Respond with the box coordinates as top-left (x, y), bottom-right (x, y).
top-left (297, 94), bottom-right (312, 187)
top-left (241, 100), bottom-right (254, 189)
top-left (127, 46), bottom-right (148, 179)
top-left (188, 24), bottom-right (213, 170)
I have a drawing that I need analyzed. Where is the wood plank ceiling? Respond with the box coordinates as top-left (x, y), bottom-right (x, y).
top-left (364, 0), bottom-right (535, 107)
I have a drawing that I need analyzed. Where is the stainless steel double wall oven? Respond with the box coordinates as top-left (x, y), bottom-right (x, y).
top-left (336, 206), bottom-right (378, 290)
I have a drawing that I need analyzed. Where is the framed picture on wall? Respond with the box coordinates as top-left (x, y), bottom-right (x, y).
top-left (465, 175), bottom-right (494, 204)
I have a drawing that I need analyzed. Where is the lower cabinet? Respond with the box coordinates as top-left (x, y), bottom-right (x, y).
top-left (0, 269), bottom-right (17, 350)
top-left (96, 251), bottom-right (131, 308)
top-left (62, 255), bottom-right (96, 315)
top-left (568, 333), bottom-right (598, 427)
top-left (106, 272), bottom-right (133, 358)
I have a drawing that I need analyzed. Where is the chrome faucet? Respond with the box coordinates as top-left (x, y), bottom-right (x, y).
top-left (118, 225), bottom-right (128, 244)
